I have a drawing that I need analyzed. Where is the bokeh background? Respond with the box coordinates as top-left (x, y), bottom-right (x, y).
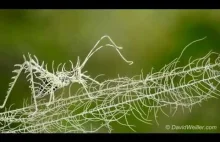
top-left (0, 9), bottom-right (220, 133)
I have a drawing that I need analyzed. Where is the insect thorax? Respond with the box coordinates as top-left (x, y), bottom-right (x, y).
top-left (56, 72), bottom-right (72, 87)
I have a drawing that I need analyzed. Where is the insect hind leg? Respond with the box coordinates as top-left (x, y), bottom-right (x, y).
top-left (28, 75), bottom-right (39, 117)
top-left (25, 54), bottom-right (40, 117)
top-left (0, 63), bottom-right (26, 109)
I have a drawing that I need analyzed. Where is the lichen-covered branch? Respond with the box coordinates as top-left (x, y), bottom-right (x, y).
top-left (1, 49), bottom-right (220, 133)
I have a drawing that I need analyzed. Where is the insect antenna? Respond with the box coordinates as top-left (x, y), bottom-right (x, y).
top-left (79, 35), bottom-right (133, 70)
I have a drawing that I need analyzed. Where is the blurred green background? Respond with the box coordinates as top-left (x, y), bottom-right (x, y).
top-left (0, 10), bottom-right (220, 133)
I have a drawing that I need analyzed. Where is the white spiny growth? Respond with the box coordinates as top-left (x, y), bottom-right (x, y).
top-left (0, 36), bottom-right (220, 133)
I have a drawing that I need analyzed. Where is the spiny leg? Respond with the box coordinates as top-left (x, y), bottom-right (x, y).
top-left (1, 54), bottom-right (39, 116)
top-left (28, 72), bottom-right (38, 117)
top-left (26, 54), bottom-right (39, 117)
top-left (0, 63), bottom-right (26, 109)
